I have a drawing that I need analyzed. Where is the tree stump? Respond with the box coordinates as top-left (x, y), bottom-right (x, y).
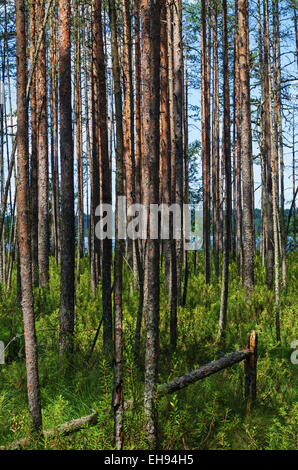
top-left (244, 331), bottom-right (258, 401)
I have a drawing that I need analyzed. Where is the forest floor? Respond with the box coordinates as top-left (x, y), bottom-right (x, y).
top-left (0, 252), bottom-right (297, 450)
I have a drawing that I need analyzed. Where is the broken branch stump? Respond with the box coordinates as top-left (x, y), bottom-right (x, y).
top-left (244, 330), bottom-right (258, 401)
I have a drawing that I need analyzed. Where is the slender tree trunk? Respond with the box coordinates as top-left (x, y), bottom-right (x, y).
top-left (29, 0), bottom-right (38, 287)
top-left (36, 0), bottom-right (49, 287)
top-left (182, 22), bottom-right (189, 307)
top-left (95, 0), bottom-right (113, 351)
top-left (292, 111), bottom-right (296, 251)
top-left (91, 1), bottom-right (101, 294)
top-left (74, 0), bottom-right (84, 284)
top-left (167, 1), bottom-right (178, 350)
top-left (160, 0), bottom-right (171, 293)
top-left (49, 3), bottom-right (59, 265)
top-left (16, 0), bottom-right (42, 431)
top-left (201, 0), bottom-right (211, 285)
top-left (173, 0), bottom-right (184, 301)
top-left (59, 0), bottom-right (75, 354)
top-left (239, 0), bottom-right (254, 293)
top-left (218, 0), bottom-right (231, 340)
top-left (212, 1), bottom-right (219, 277)
top-left (235, 1), bottom-right (243, 271)
top-left (122, 0), bottom-right (134, 271)
top-left (293, 0), bottom-right (298, 67)
top-left (141, 0), bottom-right (160, 449)
top-left (133, 0), bottom-right (145, 363)
top-left (263, 0), bottom-right (274, 289)
top-left (108, 0), bottom-right (124, 450)
top-left (275, 0), bottom-right (286, 285)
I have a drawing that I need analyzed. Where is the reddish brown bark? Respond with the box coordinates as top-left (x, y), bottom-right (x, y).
top-left (263, 0), bottom-right (274, 289)
top-left (218, 0), bottom-right (232, 339)
top-left (239, 0), bottom-right (254, 293)
top-left (74, 0), bottom-right (84, 270)
top-left (173, 0), bottom-right (184, 301)
top-left (29, 0), bottom-right (39, 287)
top-left (122, 0), bottom-right (134, 269)
top-left (235, 2), bottom-right (243, 269)
top-left (36, 0), bottom-right (49, 286)
top-left (141, 0), bottom-right (160, 448)
top-left (108, 0), bottom-right (124, 449)
top-left (59, 0), bottom-right (75, 354)
top-left (91, 1), bottom-right (101, 294)
top-left (160, 0), bottom-right (171, 307)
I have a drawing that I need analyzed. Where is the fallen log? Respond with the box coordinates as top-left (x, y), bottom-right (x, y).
top-left (158, 332), bottom-right (258, 399)
top-left (0, 412), bottom-right (98, 450)
top-left (158, 350), bottom-right (251, 395)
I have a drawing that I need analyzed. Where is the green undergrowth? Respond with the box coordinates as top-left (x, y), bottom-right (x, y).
top-left (0, 252), bottom-right (297, 449)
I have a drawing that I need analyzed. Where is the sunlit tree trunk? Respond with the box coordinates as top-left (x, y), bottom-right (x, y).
top-left (95, 0), bottom-right (113, 351)
top-left (235, 0), bottom-right (243, 270)
top-left (122, 0), bottom-right (134, 270)
top-left (182, 22), bottom-right (189, 307)
top-left (91, 1), bottom-right (101, 294)
top-left (29, 0), bottom-right (39, 287)
top-left (59, 0), bottom-right (75, 354)
top-left (274, 0), bottom-right (286, 286)
top-left (263, 0), bottom-right (274, 289)
top-left (74, 0), bottom-right (84, 283)
top-left (212, 0), bottom-right (219, 277)
top-left (109, 0), bottom-right (124, 450)
top-left (49, 1), bottom-right (59, 264)
top-left (167, 1), bottom-right (177, 350)
top-left (36, 0), bottom-right (49, 286)
top-left (218, 0), bottom-right (231, 340)
top-left (16, 0), bottom-right (43, 431)
top-left (239, 0), bottom-right (254, 293)
top-left (173, 0), bottom-right (184, 301)
top-left (201, 0), bottom-right (211, 285)
top-left (160, 0), bottom-right (171, 291)
top-left (141, 0), bottom-right (160, 448)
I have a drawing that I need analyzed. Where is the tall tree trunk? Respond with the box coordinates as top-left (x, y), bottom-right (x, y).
top-left (201, 0), bottom-right (211, 285)
top-left (141, 0), bottom-right (160, 449)
top-left (292, 0), bottom-right (298, 67)
top-left (29, 0), bottom-right (39, 287)
top-left (59, 0), bottom-right (75, 354)
top-left (160, 0), bottom-right (171, 291)
top-left (16, 0), bottom-right (42, 431)
top-left (212, 0), bottom-right (219, 277)
top-left (173, 0), bottom-right (183, 301)
top-left (239, 0), bottom-right (254, 293)
top-left (235, 1), bottom-right (243, 270)
top-left (36, 0), bottom-right (49, 287)
top-left (218, 0), bottom-right (231, 340)
top-left (275, 0), bottom-right (286, 286)
top-left (74, 0), bottom-right (84, 281)
top-left (182, 22), bottom-right (189, 307)
top-left (263, 0), bottom-right (274, 289)
top-left (133, 0), bottom-right (145, 363)
top-left (95, 0), bottom-right (113, 351)
top-left (292, 111), bottom-right (296, 251)
top-left (108, 0), bottom-right (124, 450)
top-left (122, 0), bottom-right (134, 271)
top-left (167, 0), bottom-right (178, 350)
top-left (49, 2), bottom-right (59, 265)
top-left (91, 1), bottom-right (101, 294)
